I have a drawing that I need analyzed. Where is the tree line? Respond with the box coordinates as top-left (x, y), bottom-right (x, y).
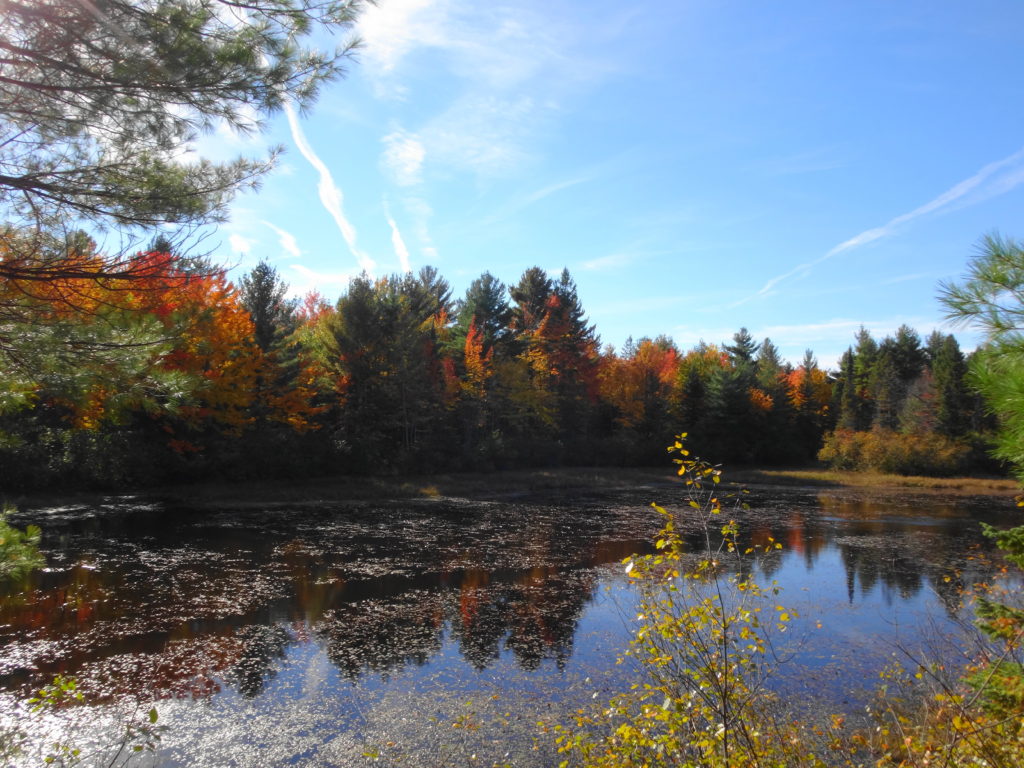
top-left (0, 244), bottom-right (996, 489)
top-left (0, 2), bottom-right (1001, 489)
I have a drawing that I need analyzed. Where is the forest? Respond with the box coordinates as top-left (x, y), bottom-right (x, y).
top-left (0, 241), bottom-right (997, 490)
top-left (0, 0), bottom-right (1004, 491)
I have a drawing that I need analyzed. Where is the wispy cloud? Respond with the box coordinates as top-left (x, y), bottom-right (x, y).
top-left (382, 128), bottom-right (426, 186)
top-left (759, 317), bottom-right (945, 369)
top-left (284, 102), bottom-right (376, 275)
top-left (360, 1), bottom-right (616, 179)
top-left (228, 233), bottom-right (254, 254)
top-left (286, 263), bottom-right (355, 298)
top-left (880, 272), bottom-right (929, 286)
top-left (757, 147), bottom-right (845, 177)
top-left (262, 221), bottom-right (302, 259)
top-left (401, 195), bottom-right (439, 263)
top-left (423, 94), bottom-right (537, 177)
top-left (735, 146), bottom-right (1024, 306)
top-left (384, 203), bottom-right (413, 273)
top-left (583, 252), bottom-right (638, 271)
top-left (759, 318), bottom-right (933, 346)
top-left (523, 176), bottom-right (591, 206)
top-left (358, 0), bottom-right (446, 82)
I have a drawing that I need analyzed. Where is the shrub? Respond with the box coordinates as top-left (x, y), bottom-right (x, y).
top-left (818, 428), bottom-right (973, 476)
top-left (556, 437), bottom-right (832, 767)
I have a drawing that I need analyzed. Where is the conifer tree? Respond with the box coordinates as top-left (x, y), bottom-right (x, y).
top-left (0, 0), bottom-right (364, 239)
top-left (452, 272), bottom-right (514, 359)
top-left (941, 233), bottom-right (1024, 477)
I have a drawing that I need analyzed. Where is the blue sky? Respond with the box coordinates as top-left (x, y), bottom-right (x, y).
top-left (198, 0), bottom-right (1024, 369)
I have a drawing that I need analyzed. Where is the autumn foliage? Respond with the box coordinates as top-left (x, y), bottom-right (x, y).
top-left (0, 252), bottom-right (992, 488)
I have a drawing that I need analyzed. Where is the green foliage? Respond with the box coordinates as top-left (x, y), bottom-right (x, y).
top-left (310, 269), bottom-right (455, 471)
top-left (556, 440), bottom-right (1024, 768)
top-left (940, 232), bottom-right (1024, 482)
top-left (240, 261), bottom-right (297, 354)
top-left (0, 505), bottom-right (43, 581)
top-left (0, 0), bottom-right (365, 237)
top-left (7, 674), bottom-right (164, 767)
top-left (0, 244), bottom-right (988, 487)
top-left (963, 522), bottom-right (1024, 719)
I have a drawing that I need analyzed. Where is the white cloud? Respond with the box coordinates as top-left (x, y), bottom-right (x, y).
top-left (524, 176), bottom-right (592, 206)
top-left (385, 204), bottom-right (413, 273)
top-left (758, 147), bottom-right (845, 176)
top-left (583, 252), bottom-right (636, 271)
top-left (759, 318), bottom-right (930, 346)
top-left (736, 145), bottom-right (1024, 306)
top-left (229, 233), bottom-right (255, 254)
top-left (382, 129), bottom-right (426, 186)
top-left (286, 263), bottom-right (355, 298)
top-left (422, 94), bottom-right (536, 176)
top-left (401, 196), bottom-right (439, 263)
top-left (284, 102), bottom-right (376, 275)
top-left (262, 221), bottom-right (302, 259)
top-left (358, 0), bottom-right (447, 78)
top-left (881, 272), bottom-right (930, 286)
top-left (360, 2), bottom-right (613, 179)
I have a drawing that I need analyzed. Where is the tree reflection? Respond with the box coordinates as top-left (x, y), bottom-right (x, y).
top-left (231, 624), bottom-right (290, 697)
top-left (315, 591), bottom-right (445, 680)
top-left (0, 490), bottom-right (1015, 702)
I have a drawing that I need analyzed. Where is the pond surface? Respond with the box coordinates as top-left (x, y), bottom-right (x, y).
top-left (0, 481), bottom-right (1019, 766)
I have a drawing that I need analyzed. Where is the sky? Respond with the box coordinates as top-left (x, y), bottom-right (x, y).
top-left (196, 0), bottom-right (1024, 370)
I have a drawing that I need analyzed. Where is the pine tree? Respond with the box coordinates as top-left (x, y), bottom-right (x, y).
top-left (0, 0), bottom-right (364, 238)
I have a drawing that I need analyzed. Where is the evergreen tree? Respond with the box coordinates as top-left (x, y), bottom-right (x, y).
top-left (791, 349), bottom-right (825, 458)
top-left (836, 347), bottom-right (859, 430)
top-left (755, 338), bottom-right (784, 384)
top-left (940, 233), bottom-right (1024, 476)
top-left (725, 327), bottom-right (760, 368)
top-left (870, 346), bottom-right (901, 431)
top-left (928, 332), bottom-right (971, 437)
top-left (852, 327), bottom-right (878, 430)
top-left (453, 272), bottom-right (514, 358)
top-left (510, 267), bottom-right (554, 338)
top-left (546, 269), bottom-right (600, 441)
top-left (239, 261), bottom-right (295, 353)
top-left (754, 337), bottom-right (797, 461)
top-left (891, 324), bottom-right (927, 384)
top-left (0, 0), bottom-right (364, 238)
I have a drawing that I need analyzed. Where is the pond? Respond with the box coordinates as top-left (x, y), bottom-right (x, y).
top-left (0, 480), bottom-right (1019, 766)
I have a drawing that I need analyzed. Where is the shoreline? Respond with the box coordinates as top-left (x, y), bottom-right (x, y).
top-left (4, 464), bottom-right (1019, 513)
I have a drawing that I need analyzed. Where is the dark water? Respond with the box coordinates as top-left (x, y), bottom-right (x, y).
top-left (0, 483), bottom-right (1019, 766)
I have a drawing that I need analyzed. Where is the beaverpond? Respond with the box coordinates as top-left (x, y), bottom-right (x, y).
top-left (0, 479), bottom-right (1020, 767)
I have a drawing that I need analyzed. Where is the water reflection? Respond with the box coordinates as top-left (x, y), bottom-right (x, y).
top-left (0, 487), bottom-right (1017, 707)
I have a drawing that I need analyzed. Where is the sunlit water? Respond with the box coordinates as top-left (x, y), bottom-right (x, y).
top-left (0, 482), bottom-right (1018, 766)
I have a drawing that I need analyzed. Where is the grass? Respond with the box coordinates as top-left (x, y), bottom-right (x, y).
top-left (731, 466), bottom-right (1019, 494)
